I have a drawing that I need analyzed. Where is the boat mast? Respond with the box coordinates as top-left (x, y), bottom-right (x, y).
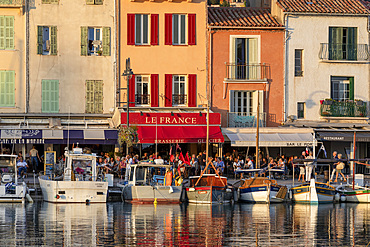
top-left (352, 131), bottom-right (356, 190)
top-left (256, 93), bottom-right (260, 169)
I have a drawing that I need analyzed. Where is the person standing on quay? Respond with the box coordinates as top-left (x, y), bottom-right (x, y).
top-left (29, 146), bottom-right (40, 172)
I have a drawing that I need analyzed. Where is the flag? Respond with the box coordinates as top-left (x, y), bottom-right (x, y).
top-left (176, 143), bottom-right (181, 151)
top-left (169, 145), bottom-right (173, 156)
top-left (170, 154), bottom-right (175, 162)
top-left (185, 152), bottom-right (190, 163)
top-left (305, 146), bottom-right (310, 155)
top-left (320, 144), bottom-right (327, 158)
top-left (179, 152), bottom-right (185, 163)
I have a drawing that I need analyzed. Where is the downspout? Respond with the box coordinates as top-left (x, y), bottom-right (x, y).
top-left (283, 13), bottom-right (289, 123)
top-left (116, 0), bottom-right (121, 108)
top-left (25, 0), bottom-right (29, 113)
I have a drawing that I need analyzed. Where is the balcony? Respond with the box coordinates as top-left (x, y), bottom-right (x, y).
top-left (135, 94), bottom-right (150, 105)
top-left (0, 0), bottom-right (24, 7)
top-left (225, 63), bottom-right (269, 82)
top-left (320, 100), bottom-right (367, 118)
top-left (172, 94), bottom-right (187, 105)
top-left (228, 112), bottom-right (266, 128)
top-left (319, 43), bottom-right (370, 62)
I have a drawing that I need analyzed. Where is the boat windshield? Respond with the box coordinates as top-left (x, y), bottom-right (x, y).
top-left (71, 159), bottom-right (92, 174)
top-left (0, 156), bottom-right (15, 174)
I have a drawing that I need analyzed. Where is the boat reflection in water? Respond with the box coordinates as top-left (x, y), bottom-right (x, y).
top-left (0, 204), bottom-right (28, 246)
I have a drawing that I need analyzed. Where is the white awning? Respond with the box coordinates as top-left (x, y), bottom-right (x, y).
top-left (84, 130), bottom-right (105, 140)
top-left (43, 130), bottom-right (63, 139)
top-left (226, 132), bottom-right (315, 147)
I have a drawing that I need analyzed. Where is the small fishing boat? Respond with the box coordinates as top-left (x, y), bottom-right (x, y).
top-left (38, 148), bottom-right (108, 203)
top-left (185, 174), bottom-right (233, 204)
top-left (117, 159), bottom-right (182, 204)
top-left (290, 179), bottom-right (335, 203)
top-left (238, 175), bottom-right (287, 203)
top-left (336, 184), bottom-right (370, 203)
top-left (0, 154), bottom-right (32, 203)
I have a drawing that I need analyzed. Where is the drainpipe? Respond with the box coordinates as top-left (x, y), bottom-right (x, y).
top-left (283, 13), bottom-right (289, 123)
top-left (25, 0), bottom-right (29, 113)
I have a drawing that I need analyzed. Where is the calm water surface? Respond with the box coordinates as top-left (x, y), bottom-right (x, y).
top-left (0, 202), bottom-right (369, 246)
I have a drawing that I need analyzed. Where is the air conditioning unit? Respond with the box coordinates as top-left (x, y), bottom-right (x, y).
top-left (45, 40), bottom-right (51, 51)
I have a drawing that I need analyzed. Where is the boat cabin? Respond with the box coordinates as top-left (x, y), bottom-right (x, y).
top-left (128, 160), bottom-right (171, 186)
top-left (0, 155), bottom-right (18, 185)
top-left (189, 174), bottom-right (227, 188)
top-left (64, 149), bottom-right (98, 182)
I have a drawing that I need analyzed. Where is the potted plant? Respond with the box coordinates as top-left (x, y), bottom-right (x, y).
top-left (97, 50), bottom-right (102, 56)
top-left (323, 98), bottom-right (333, 105)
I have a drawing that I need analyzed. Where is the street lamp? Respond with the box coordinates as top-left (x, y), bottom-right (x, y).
top-left (122, 58), bottom-right (134, 155)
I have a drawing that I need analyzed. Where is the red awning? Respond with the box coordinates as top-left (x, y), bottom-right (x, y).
top-left (137, 126), bottom-right (224, 144)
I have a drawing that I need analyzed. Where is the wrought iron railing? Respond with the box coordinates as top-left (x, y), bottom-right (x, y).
top-left (320, 100), bottom-right (367, 117)
top-left (226, 63), bottom-right (269, 80)
top-left (135, 94), bottom-right (150, 105)
top-left (228, 112), bottom-right (266, 128)
top-left (172, 94), bottom-right (187, 105)
top-left (0, 0), bottom-right (24, 6)
top-left (319, 43), bottom-right (370, 61)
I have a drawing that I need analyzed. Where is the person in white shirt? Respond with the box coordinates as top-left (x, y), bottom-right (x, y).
top-left (17, 157), bottom-right (28, 178)
top-left (246, 157), bottom-right (254, 169)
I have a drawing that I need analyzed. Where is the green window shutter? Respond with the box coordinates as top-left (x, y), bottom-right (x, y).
top-left (50, 26), bottom-right (57, 55)
top-left (42, 80), bottom-right (59, 113)
top-left (51, 0), bottom-right (59, 3)
top-left (86, 0), bottom-right (94, 4)
top-left (42, 0), bottom-right (51, 3)
top-left (349, 77), bottom-right (354, 101)
top-left (348, 27), bottom-right (357, 61)
top-left (0, 16), bottom-right (4, 50)
top-left (0, 71), bottom-right (15, 107)
top-left (5, 16), bottom-right (14, 49)
top-left (42, 80), bottom-right (50, 112)
top-left (102, 27), bottom-right (110, 56)
top-left (86, 80), bottom-right (94, 113)
top-left (81, 26), bottom-right (88, 56)
top-left (37, 26), bottom-right (43, 55)
top-left (95, 0), bottom-right (103, 4)
top-left (95, 80), bottom-right (103, 113)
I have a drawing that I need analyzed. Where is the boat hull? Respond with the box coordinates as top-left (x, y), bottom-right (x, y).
top-left (239, 185), bottom-right (284, 203)
top-left (186, 186), bottom-right (233, 204)
top-left (291, 185), bottom-right (335, 203)
top-left (0, 183), bottom-right (27, 203)
top-left (338, 188), bottom-right (370, 203)
top-left (39, 177), bottom-right (108, 203)
top-left (120, 184), bottom-right (182, 204)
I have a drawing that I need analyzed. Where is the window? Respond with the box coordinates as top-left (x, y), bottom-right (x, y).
top-left (86, 0), bottom-right (103, 5)
top-left (297, 102), bottom-right (305, 119)
top-left (135, 75), bottom-right (150, 105)
top-left (135, 14), bottom-right (149, 45)
top-left (42, 80), bottom-right (59, 113)
top-left (42, 0), bottom-right (59, 4)
top-left (81, 27), bottom-right (110, 56)
top-left (37, 26), bottom-right (57, 55)
top-left (329, 27), bottom-right (357, 60)
top-left (0, 71), bottom-right (15, 107)
top-left (173, 14), bottom-right (186, 45)
top-left (295, 49), bottom-right (303, 77)
top-left (172, 75), bottom-right (186, 105)
top-left (230, 91), bottom-right (253, 113)
top-left (230, 37), bottom-right (259, 80)
top-left (86, 80), bottom-right (103, 113)
top-left (0, 16), bottom-right (14, 50)
top-left (331, 77), bottom-right (354, 101)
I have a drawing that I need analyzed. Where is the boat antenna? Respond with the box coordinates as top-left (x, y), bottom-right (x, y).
top-left (67, 106), bottom-right (70, 151)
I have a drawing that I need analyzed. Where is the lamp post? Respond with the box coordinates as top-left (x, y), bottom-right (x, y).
top-left (122, 58), bottom-right (133, 155)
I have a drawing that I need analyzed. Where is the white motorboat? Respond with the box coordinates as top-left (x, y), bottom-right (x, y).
top-left (0, 154), bottom-right (31, 203)
top-left (38, 148), bottom-right (108, 203)
top-left (117, 159), bottom-right (182, 204)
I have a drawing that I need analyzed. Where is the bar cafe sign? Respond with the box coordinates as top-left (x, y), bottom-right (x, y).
top-left (0, 129), bottom-right (44, 144)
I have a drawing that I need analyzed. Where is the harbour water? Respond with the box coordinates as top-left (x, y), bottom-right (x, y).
top-left (0, 202), bottom-right (369, 246)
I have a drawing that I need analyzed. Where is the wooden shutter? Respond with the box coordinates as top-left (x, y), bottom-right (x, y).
top-left (86, 80), bottom-right (94, 113)
top-left (0, 71), bottom-right (15, 107)
top-left (86, 0), bottom-right (94, 4)
top-left (188, 74), bottom-right (196, 107)
top-left (188, 14), bottom-right (196, 45)
top-left (0, 16), bottom-right (4, 50)
top-left (349, 77), bottom-right (354, 101)
top-left (127, 14), bottom-right (135, 45)
top-left (42, 80), bottom-right (59, 113)
top-left (247, 38), bottom-right (258, 79)
top-left (102, 27), bottom-right (111, 56)
top-left (81, 26), bottom-right (88, 56)
top-left (37, 26), bottom-right (43, 55)
top-left (129, 75), bottom-right (135, 107)
top-left (150, 14), bottom-right (159, 46)
top-left (51, 0), bottom-right (59, 3)
top-left (42, 80), bottom-right (49, 112)
top-left (95, 80), bottom-right (103, 113)
top-left (95, 0), bottom-right (103, 4)
top-left (50, 26), bottom-right (57, 55)
top-left (150, 74), bottom-right (159, 107)
top-left (4, 16), bottom-right (14, 49)
top-left (348, 27), bottom-right (357, 61)
top-left (42, 0), bottom-right (51, 3)
top-left (165, 14), bottom-right (172, 45)
top-left (165, 74), bottom-right (172, 107)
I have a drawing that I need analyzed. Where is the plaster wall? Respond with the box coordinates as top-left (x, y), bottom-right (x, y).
top-left (286, 15), bottom-right (370, 121)
top-left (0, 7), bottom-right (25, 113)
top-left (28, 0), bottom-right (115, 114)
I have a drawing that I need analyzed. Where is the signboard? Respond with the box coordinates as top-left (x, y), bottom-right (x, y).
top-left (44, 151), bottom-right (56, 175)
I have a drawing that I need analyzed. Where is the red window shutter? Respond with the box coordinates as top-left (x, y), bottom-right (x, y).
top-left (165, 14), bottom-right (172, 45)
top-left (151, 14), bottom-right (159, 46)
top-left (129, 75), bottom-right (135, 107)
top-left (188, 74), bottom-right (196, 107)
top-left (188, 14), bottom-right (196, 45)
top-left (151, 74), bottom-right (159, 107)
top-left (165, 74), bottom-right (173, 107)
top-left (127, 14), bottom-right (135, 45)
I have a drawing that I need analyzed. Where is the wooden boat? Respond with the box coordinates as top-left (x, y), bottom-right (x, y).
top-left (238, 176), bottom-right (287, 203)
top-left (336, 184), bottom-right (370, 203)
top-left (117, 160), bottom-right (182, 204)
top-left (38, 148), bottom-right (108, 203)
top-left (290, 179), bottom-right (335, 203)
top-left (185, 174), bottom-right (233, 204)
top-left (0, 154), bottom-right (31, 203)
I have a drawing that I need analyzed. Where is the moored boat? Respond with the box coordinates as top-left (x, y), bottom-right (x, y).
top-left (38, 148), bottom-right (108, 203)
top-left (291, 179), bottom-right (335, 203)
top-left (336, 184), bottom-right (370, 203)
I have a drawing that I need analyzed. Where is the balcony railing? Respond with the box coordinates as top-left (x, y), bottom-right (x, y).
top-left (172, 94), bottom-right (187, 105)
top-left (319, 43), bottom-right (370, 62)
top-left (228, 112), bottom-right (266, 128)
top-left (226, 63), bottom-right (269, 81)
top-left (320, 100), bottom-right (367, 117)
top-left (0, 0), bottom-right (24, 6)
top-left (135, 94), bottom-right (150, 105)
